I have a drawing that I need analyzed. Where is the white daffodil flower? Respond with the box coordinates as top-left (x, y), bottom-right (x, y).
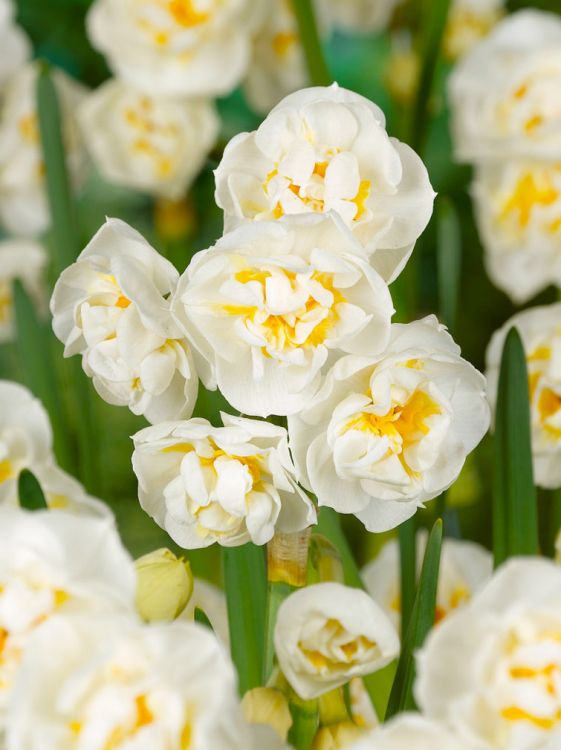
top-left (173, 215), bottom-right (394, 416)
top-left (0, 62), bottom-right (85, 237)
top-left (214, 84), bottom-right (435, 280)
top-left (0, 238), bottom-right (46, 343)
top-left (363, 531), bottom-right (492, 629)
top-left (50, 218), bottom-right (198, 424)
top-left (415, 557), bottom-right (561, 750)
top-left (443, 0), bottom-right (504, 60)
top-left (348, 713), bottom-right (475, 750)
top-left (0, 506), bottom-right (136, 726)
top-left (449, 10), bottom-right (561, 162)
top-left (132, 413), bottom-right (316, 549)
top-left (319, 0), bottom-right (400, 35)
top-left (472, 161), bottom-right (561, 303)
top-left (274, 582), bottom-right (399, 700)
top-left (486, 304), bottom-right (561, 489)
top-left (7, 614), bottom-right (252, 750)
top-left (86, 0), bottom-right (255, 98)
top-left (78, 78), bottom-right (219, 200)
top-left (243, 0), bottom-right (307, 115)
top-left (0, 0), bottom-right (31, 90)
top-left (289, 316), bottom-right (490, 532)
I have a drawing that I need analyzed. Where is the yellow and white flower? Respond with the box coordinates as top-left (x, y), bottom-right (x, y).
top-left (274, 582), bottom-right (399, 700)
top-left (472, 161), bottom-right (561, 303)
top-left (243, 0), bottom-right (307, 115)
top-left (486, 304), bottom-right (561, 489)
top-left (320, 0), bottom-right (399, 35)
top-left (0, 62), bottom-right (85, 237)
top-left (86, 0), bottom-right (254, 98)
top-left (78, 78), bottom-right (219, 200)
top-left (0, 238), bottom-right (46, 343)
top-left (415, 557), bottom-right (561, 750)
top-left (449, 10), bottom-right (561, 162)
top-left (289, 316), bottom-right (490, 532)
top-left (214, 84), bottom-right (435, 280)
top-left (363, 531), bottom-right (492, 629)
top-left (349, 714), bottom-right (475, 750)
top-left (50, 218), bottom-right (198, 424)
top-left (7, 614), bottom-right (250, 750)
top-left (173, 215), bottom-right (394, 416)
top-left (132, 413), bottom-right (316, 548)
top-left (0, 0), bottom-right (31, 89)
top-left (0, 506), bottom-right (136, 724)
top-left (443, 0), bottom-right (504, 61)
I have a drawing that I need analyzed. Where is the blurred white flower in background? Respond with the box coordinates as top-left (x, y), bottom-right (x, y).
top-left (132, 413), bottom-right (316, 549)
top-left (415, 557), bottom-right (561, 750)
top-left (363, 531), bottom-right (492, 629)
top-left (443, 0), bottom-right (504, 61)
top-left (289, 316), bottom-right (490, 532)
top-left (486, 304), bottom-right (561, 489)
top-left (215, 84), bottom-right (435, 281)
top-left (0, 0), bottom-right (31, 90)
top-left (348, 713), bottom-right (476, 750)
top-left (0, 506), bottom-right (136, 727)
top-left (86, 0), bottom-right (255, 98)
top-left (243, 0), bottom-right (307, 115)
top-left (0, 380), bottom-right (110, 515)
top-left (449, 10), bottom-right (561, 162)
top-left (173, 215), bottom-right (394, 417)
top-left (78, 78), bottom-right (219, 200)
top-left (0, 62), bottom-right (86, 237)
top-left (274, 582), bottom-right (399, 700)
top-left (472, 161), bottom-right (561, 304)
top-left (0, 238), bottom-right (46, 343)
top-left (320, 0), bottom-right (400, 35)
top-left (182, 578), bottom-right (229, 645)
top-left (7, 614), bottom-right (251, 750)
top-left (50, 218), bottom-right (199, 424)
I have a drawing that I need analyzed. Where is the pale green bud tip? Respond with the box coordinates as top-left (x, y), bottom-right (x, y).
top-left (135, 548), bottom-right (193, 623)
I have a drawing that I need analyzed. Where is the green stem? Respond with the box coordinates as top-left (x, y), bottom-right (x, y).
top-left (407, 0), bottom-right (453, 154)
top-left (288, 696), bottom-right (319, 750)
top-left (316, 507), bottom-right (363, 589)
top-left (290, 0), bottom-right (331, 86)
top-left (263, 580), bottom-right (296, 684)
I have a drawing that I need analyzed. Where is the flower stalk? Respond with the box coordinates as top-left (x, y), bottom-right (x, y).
top-left (289, 0), bottom-right (331, 87)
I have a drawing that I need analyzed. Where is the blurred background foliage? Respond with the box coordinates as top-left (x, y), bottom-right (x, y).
top-left (3, 0), bottom-right (561, 580)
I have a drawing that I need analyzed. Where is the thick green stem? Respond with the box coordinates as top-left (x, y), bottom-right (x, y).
top-left (288, 696), bottom-right (319, 750)
top-left (290, 0), bottom-right (331, 86)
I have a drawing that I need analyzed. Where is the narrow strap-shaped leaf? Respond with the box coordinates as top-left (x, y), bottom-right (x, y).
top-left (13, 280), bottom-right (73, 470)
top-left (407, 0), bottom-right (453, 153)
top-left (18, 469), bottom-right (47, 511)
top-left (386, 519), bottom-right (442, 718)
top-left (36, 63), bottom-right (79, 274)
top-left (493, 327), bottom-right (538, 567)
top-left (263, 580), bottom-right (295, 684)
top-left (194, 607), bottom-right (213, 631)
top-left (289, 0), bottom-right (331, 86)
top-left (223, 543), bottom-right (267, 695)
top-left (437, 197), bottom-right (462, 335)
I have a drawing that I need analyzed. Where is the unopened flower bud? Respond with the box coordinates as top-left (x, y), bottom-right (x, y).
top-left (135, 548), bottom-right (193, 622)
top-left (242, 687), bottom-right (293, 742)
top-left (312, 721), bottom-right (367, 749)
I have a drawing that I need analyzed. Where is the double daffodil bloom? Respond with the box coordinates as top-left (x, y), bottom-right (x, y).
top-left (0, 239), bottom-right (46, 343)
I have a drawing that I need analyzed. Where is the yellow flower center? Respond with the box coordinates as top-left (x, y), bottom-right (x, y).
top-left (0, 281), bottom-right (13, 325)
top-left (527, 342), bottom-right (561, 439)
top-left (219, 268), bottom-right (346, 354)
top-left (123, 97), bottom-right (178, 179)
top-left (500, 171), bottom-right (560, 230)
top-left (271, 31), bottom-right (299, 57)
top-left (0, 459), bottom-right (14, 484)
top-left (18, 113), bottom-right (39, 145)
top-left (299, 619), bottom-right (376, 671)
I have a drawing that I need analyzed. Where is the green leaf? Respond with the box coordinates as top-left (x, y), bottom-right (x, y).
top-left (194, 607), bottom-right (213, 631)
top-left (398, 517), bottom-right (417, 640)
top-left (493, 327), bottom-right (538, 567)
top-left (436, 197), bottom-right (462, 335)
top-left (18, 469), bottom-right (47, 511)
top-left (386, 519), bottom-right (443, 718)
top-left (315, 507), bottom-right (363, 589)
top-left (36, 63), bottom-right (79, 275)
top-left (13, 280), bottom-right (73, 470)
top-left (407, 0), bottom-right (453, 153)
top-left (289, 0), bottom-right (331, 86)
top-left (263, 579), bottom-right (295, 684)
top-left (223, 543), bottom-right (267, 695)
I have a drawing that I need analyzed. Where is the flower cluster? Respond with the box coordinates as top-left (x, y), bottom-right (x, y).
top-left (52, 83), bottom-right (490, 539)
top-left (449, 10), bottom-right (561, 303)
